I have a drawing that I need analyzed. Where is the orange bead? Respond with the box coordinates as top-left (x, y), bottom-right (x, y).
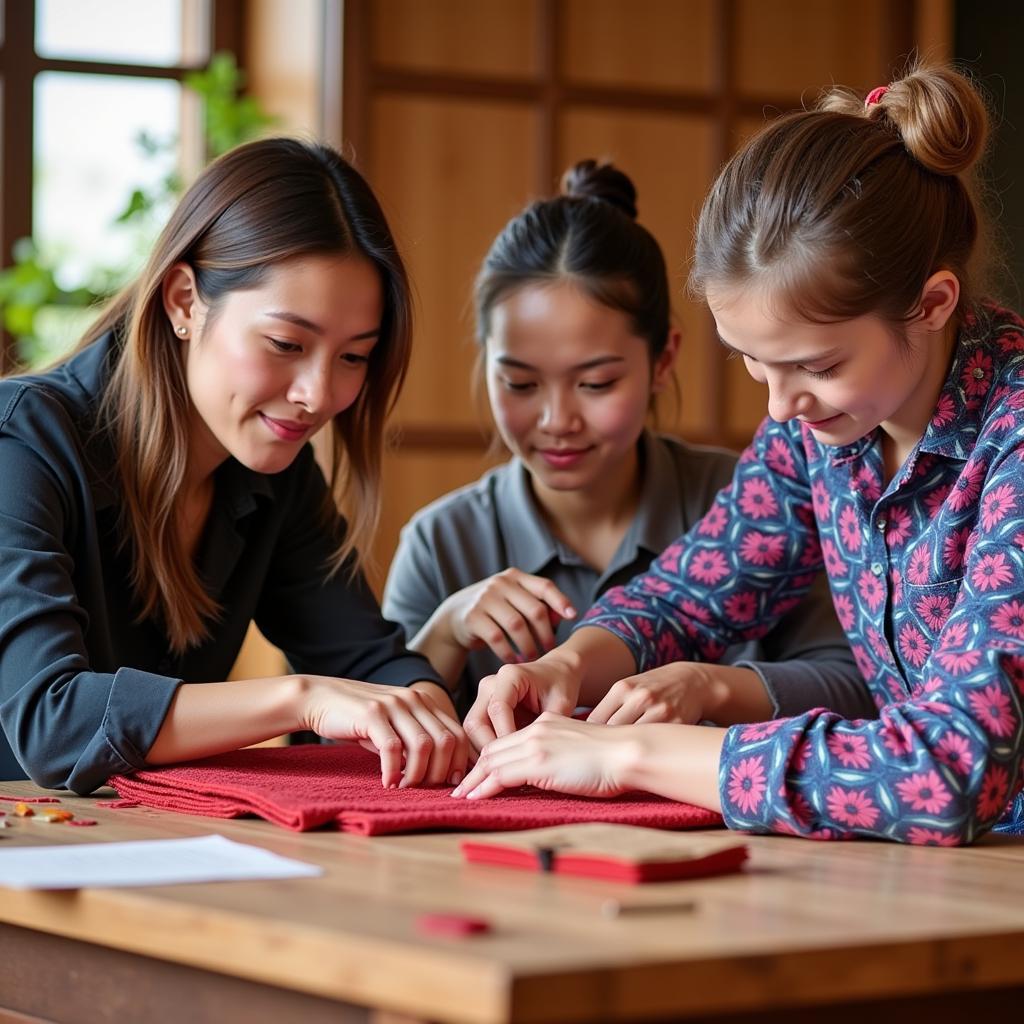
top-left (39, 809), bottom-right (74, 823)
top-left (13, 803), bottom-right (34, 817)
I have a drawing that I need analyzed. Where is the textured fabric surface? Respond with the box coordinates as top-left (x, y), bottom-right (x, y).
top-left (109, 744), bottom-right (722, 834)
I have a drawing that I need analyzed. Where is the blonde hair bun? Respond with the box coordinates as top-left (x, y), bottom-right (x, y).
top-left (820, 64), bottom-right (989, 177)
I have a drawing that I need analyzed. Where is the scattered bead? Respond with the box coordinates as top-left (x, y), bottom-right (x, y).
top-left (13, 803), bottom-right (34, 817)
top-left (416, 913), bottom-right (492, 938)
top-left (38, 808), bottom-right (75, 823)
top-left (0, 794), bottom-right (60, 804)
top-left (67, 818), bottom-right (98, 827)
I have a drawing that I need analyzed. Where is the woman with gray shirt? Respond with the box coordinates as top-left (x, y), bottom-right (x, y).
top-left (383, 160), bottom-right (873, 732)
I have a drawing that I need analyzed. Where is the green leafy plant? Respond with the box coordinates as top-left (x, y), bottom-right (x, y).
top-left (1, 52), bottom-right (276, 367)
top-left (189, 52), bottom-right (277, 159)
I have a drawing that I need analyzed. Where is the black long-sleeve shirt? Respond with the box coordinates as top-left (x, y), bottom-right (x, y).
top-left (0, 333), bottom-right (440, 791)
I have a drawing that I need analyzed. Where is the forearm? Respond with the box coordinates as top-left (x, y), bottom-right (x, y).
top-left (555, 626), bottom-right (638, 706)
top-left (146, 676), bottom-right (305, 764)
top-left (618, 723), bottom-right (725, 811)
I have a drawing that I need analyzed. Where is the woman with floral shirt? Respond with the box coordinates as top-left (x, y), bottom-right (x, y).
top-left (450, 64), bottom-right (1024, 844)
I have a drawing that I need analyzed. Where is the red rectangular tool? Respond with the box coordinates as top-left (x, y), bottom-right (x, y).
top-left (460, 823), bottom-right (747, 883)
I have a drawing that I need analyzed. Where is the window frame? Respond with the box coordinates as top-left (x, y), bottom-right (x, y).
top-left (0, 0), bottom-right (246, 371)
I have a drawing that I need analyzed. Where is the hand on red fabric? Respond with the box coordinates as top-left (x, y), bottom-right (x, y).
top-left (463, 652), bottom-right (582, 753)
top-left (299, 676), bottom-right (470, 788)
top-left (451, 712), bottom-right (635, 801)
top-left (586, 663), bottom-right (712, 725)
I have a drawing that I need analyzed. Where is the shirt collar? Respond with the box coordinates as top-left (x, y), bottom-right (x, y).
top-left (492, 431), bottom-right (685, 576)
top-left (627, 431), bottom-right (687, 558)
top-left (493, 458), bottom-right (560, 575)
top-left (218, 456), bottom-right (275, 518)
top-left (917, 308), bottom-right (993, 461)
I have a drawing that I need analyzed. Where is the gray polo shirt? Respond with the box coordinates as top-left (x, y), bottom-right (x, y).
top-left (383, 432), bottom-right (874, 720)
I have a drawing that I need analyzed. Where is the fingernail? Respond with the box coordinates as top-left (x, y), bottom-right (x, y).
top-left (449, 770), bottom-right (462, 786)
top-left (450, 786), bottom-right (463, 798)
top-left (565, 605), bottom-right (576, 617)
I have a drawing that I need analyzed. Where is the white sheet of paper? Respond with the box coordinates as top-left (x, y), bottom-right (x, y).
top-left (0, 834), bottom-right (323, 889)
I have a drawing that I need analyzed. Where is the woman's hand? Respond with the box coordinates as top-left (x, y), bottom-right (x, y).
top-left (587, 664), bottom-right (770, 727)
top-left (451, 713), bottom-right (636, 800)
top-left (434, 569), bottom-right (576, 663)
top-left (298, 676), bottom-right (470, 789)
top-left (463, 649), bottom-right (584, 752)
top-left (586, 662), bottom-right (713, 725)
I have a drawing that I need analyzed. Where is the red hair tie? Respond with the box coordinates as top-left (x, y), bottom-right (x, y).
top-left (865, 85), bottom-right (889, 107)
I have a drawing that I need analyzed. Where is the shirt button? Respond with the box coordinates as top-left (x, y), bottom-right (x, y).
top-left (972, 366), bottom-right (985, 380)
top-left (871, 562), bottom-right (884, 575)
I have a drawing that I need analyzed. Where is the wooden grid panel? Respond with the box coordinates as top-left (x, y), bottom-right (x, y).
top-left (558, 106), bottom-right (718, 437)
top-left (560, 0), bottom-right (717, 91)
top-left (371, 0), bottom-right (541, 79)
top-left (370, 94), bottom-right (541, 428)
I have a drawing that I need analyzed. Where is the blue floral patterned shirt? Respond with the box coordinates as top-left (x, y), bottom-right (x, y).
top-left (581, 306), bottom-right (1024, 844)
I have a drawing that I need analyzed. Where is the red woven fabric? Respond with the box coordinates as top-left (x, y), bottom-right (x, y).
top-left (108, 744), bottom-right (722, 834)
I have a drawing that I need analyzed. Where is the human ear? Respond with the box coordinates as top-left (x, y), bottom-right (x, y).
top-left (161, 262), bottom-right (202, 338)
top-left (913, 270), bottom-right (960, 333)
top-left (651, 327), bottom-right (682, 393)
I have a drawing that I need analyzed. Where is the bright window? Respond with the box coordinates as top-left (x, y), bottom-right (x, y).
top-left (36, 0), bottom-right (190, 67)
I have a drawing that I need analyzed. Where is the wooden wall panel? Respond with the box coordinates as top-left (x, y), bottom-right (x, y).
top-left (560, 0), bottom-right (715, 91)
top-left (370, 95), bottom-right (540, 427)
top-left (558, 107), bottom-right (716, 437)
top-left (735, 0), bottom-right (891, 96)
top-left (336, 0), bottom-right (938, 586)
top-left (245, 0), bottom-right (319, 134)
top-left (371, 0), bottom-right (539, 78)
top-left (717, 112), bottom-right (775, 441)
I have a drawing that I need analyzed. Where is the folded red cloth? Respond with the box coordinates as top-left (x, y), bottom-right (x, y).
top-left (109, 744), bottom-right (722, 834)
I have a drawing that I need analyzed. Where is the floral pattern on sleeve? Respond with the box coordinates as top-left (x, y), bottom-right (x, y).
top-left (581, 306), bottom-right (1024, 844)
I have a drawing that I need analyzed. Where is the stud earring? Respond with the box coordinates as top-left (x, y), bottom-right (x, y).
top-left (175, 325), bottom-right (189, 337)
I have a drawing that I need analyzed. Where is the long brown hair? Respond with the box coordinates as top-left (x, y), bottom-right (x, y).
top-left (690, 64), bottom-right (992, 329)
top-left (77, 137), bottom-right (411, 651)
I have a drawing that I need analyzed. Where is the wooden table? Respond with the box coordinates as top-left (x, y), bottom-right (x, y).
top-left (1, 779), bottom-right (1024, 1024)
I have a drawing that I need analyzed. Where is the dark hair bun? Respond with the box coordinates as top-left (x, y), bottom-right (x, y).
top-left (560, 159), bottom-right (638, 219)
